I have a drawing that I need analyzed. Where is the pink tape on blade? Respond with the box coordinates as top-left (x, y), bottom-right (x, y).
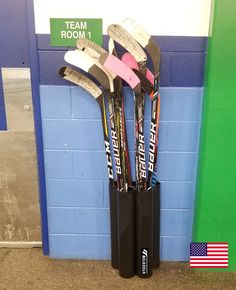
top-left (121, 53), bottom-right (154, 85)
top-left (103, 54), bottom-right (140, 89)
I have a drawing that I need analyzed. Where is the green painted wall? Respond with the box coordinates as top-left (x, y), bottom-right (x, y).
top-left (193, 0), bottom-right (236, 271)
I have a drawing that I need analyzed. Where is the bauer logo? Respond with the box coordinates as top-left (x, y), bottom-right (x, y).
top-left (141, 248), bottom-right (149, 275)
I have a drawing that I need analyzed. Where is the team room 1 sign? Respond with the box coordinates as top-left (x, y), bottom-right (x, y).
top-left (50, 18), bottom-right (103, 46)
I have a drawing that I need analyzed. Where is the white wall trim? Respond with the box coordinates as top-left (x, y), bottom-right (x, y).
top-left (33, 0), bottom-right (212, 36)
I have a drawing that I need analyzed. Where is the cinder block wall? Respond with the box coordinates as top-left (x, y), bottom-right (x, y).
top-left (34, 0), bottom-right (210, 260)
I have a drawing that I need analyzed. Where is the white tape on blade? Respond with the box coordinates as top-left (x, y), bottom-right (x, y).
top-left (83, 47), bottom-right (116, 87)
top-left (108, 38), bottom-right (116, 54)
top-left (64, 50), bottom-right (94, 72)
top-left (121, 18), bottom-right (150, 48)
top-left (62, 66), bottom-right (102, 99)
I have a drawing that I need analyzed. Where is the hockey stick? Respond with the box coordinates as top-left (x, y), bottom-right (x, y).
top-left (121, 18), bottom-right (161, 189)
top-left (108, 38), bottom-right (132, 189)
top-left (64, 49), bottom-right (124, 190)
top-left (59, 66), bottom-right (114, 184)
top-left (100, 52), bottom-right (147, 192)
top-left (76, 40), bottom-right (128, 190)
top-left (107, 24), bottom-right (147, 191)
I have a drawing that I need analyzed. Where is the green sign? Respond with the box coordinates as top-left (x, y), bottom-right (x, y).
top-left (50, 18), bottom-right (103, 47)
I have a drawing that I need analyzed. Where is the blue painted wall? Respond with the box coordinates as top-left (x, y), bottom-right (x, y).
top-left (39, 33), bottom-right (204, 261)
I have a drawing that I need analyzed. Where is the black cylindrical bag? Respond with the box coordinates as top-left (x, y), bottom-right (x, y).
top-left (135, 189), bottom-right (153, 278)
top-left (109, 183), bottom-right (119, 269)
top-left (117, 187), bottom-right (136, 278)
top-left (152, 182), bottom-right (161, 269)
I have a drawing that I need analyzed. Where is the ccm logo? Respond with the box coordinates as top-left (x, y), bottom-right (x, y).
top-left (141, 248), bottom-right (149, 275)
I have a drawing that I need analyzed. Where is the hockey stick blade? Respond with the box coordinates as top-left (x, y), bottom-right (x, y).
top-left (59, 66), bottom-right (102, 98)
top-left (108, 24), bottom-right (147, 73)
top-left (77, 38), bottom-right (106, 56)
top-left (121, 18), bottom-right (160, 75)
top-left (64, 49), bottom-right (111, 91)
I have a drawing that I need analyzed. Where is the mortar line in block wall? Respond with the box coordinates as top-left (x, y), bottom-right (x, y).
top-left (49, 233), bottom-right (110, 237)
top-left (48, 206), bottom-right (110, 210)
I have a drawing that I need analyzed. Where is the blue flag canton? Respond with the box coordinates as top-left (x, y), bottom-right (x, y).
top-left (190, 242), bottom-right (207, 256)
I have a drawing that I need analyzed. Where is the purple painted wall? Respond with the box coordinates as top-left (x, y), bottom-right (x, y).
top-left (0, 0), bottom-right (49, 254)
top-left (0, 0), bottom-right (30, 129)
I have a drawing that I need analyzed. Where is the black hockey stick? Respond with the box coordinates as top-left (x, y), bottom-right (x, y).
top-left (59, 66), bottom-right (114, 184)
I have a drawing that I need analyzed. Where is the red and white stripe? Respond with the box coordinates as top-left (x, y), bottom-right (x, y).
top-left (190, 243), bottom-right (228, 268)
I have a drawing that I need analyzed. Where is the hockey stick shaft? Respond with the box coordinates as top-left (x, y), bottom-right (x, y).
top-left (109, 39), bottom-right (132, 189)
top-left (106, 91), bottom-right (123, 190)
top-left (147, 75), bottom-right (161, 188)
top-left (100, 53), bottom-right (146, 191)
top-left (76, 41), bottom-right (125, 190)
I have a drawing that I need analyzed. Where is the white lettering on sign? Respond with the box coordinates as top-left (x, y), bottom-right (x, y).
top-left (65, 21), bottom-right (87, 30)
top-left (61, 20), bottom-right (91, 40)
top-left (61, 31), bottom-right (86, 39)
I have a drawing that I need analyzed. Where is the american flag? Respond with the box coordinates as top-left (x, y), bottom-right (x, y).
top-left (190, 242), bottom-right (228, 268)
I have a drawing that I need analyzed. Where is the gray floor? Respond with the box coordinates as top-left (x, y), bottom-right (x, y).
top-left (1, 249), bottom-right (236, 290)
